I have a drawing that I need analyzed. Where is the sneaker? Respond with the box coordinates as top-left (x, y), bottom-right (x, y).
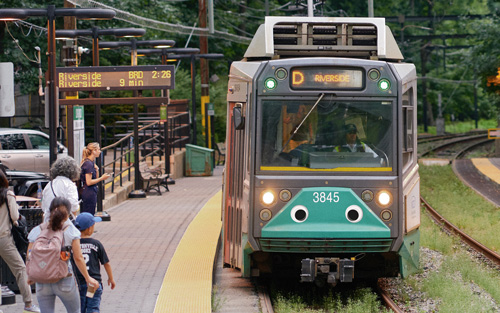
top-left (23, 304), bottom-right (40, 313)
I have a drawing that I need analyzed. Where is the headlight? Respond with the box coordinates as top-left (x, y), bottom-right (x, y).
top-left (376, 190), bottom-right (392, 207)
top-left (261, 190), bottom-right (276, 206)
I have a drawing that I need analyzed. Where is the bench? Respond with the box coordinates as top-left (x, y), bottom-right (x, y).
top-left (138, 162), bottom-right (170, 195)
top-left (214, 142), bottom-right (226, 165)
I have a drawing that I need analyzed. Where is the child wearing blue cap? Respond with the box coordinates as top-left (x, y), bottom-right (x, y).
top-left (74, 213), bottom-right (116, 313)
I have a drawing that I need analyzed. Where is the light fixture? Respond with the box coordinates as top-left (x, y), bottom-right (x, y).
top-left (376, 190), bottom-right (392, 207)
top-left (261, 190), bottom-right (276, 206)
top-left (265, 77), bottom-right (277, 90)
top-left (378, 79), bottom-right (391, 91)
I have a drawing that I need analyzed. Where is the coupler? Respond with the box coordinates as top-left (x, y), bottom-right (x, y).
top-left (300, 257), bottom-right (355, 287)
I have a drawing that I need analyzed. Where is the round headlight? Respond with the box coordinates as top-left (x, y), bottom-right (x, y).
top-left (264, 77), bottom-right (277, 90)
top-left (361, 190), bottom-right (374, 202)
top-left (279, 189), bottom-right (292, 202)
top-left (378, 78), bottom-right (391, 91)
top-left (260, 209), bottom-right (272, 221)
top-left (376, 191), bottom-right (392, 207)
top-left (261, 190), bottom-right (276, 206)
top-left (380, 209), bottom-right (393, 221)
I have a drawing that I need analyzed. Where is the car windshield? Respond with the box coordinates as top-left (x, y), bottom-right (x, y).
top-left (259, 99), bottom-right (393, 172)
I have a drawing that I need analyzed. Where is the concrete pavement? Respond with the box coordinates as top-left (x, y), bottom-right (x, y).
top-left (1, 166), bottom-right (223, 313)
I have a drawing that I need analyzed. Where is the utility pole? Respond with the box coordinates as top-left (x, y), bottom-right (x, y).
top-left (64, 0), bottom-right (77, 157)
top-left (199, 0), bottom-right (209, 146)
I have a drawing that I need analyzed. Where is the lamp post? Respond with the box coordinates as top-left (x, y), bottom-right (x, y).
top-left (56, 27), bottom-right (145, 215)
top-left (99, 39), bottom-right (176, 198)
top-left (56, 27), bottom-right (146, 144)
top-left (0, 6), bottom-right (116, 166)
top-left (136, 48), bottom-right (200, 177)
top-left (139, 53), bottom-right (224, 147)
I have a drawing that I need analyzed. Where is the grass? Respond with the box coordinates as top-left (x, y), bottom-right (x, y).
top-left (419, 164), bottom-right (500, 252)
top-left (417, 213), bottom-right (500, 311)
top-left (418, 118), bottom-right (497, 135)
top-left (415, 164), bottom-right (500, 312)
top-left (272, 288), bottom-right (391, 313)
top-left (211, 284), bottom-right (226, 312)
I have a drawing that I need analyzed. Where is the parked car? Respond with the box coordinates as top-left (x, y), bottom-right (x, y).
top-left (0, 161), bottom-right (49, 206)
top-left (0, 128), bottom-right (67, 175)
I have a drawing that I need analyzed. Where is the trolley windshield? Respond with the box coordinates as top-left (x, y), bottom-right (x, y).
top-left (259, 99), bottom-right (393, 172)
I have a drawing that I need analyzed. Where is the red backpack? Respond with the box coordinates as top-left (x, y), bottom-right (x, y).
top-left (26, 223), bottom-right (70, 283)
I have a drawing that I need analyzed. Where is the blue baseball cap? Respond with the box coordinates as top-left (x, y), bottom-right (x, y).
top-left (75, 212), bottom-right (102, 231)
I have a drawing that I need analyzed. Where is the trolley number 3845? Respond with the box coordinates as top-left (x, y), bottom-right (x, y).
top-left (312, 191), bottom-right (340, 203)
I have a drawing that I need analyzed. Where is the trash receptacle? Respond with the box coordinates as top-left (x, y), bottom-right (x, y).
top-left (185, 144), bottom-right (214, 176)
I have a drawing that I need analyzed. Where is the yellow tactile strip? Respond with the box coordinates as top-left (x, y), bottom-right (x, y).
top-left (471, 158), bottom-right (500, 185)
top-left (154, 190), bottom-right (222, 313)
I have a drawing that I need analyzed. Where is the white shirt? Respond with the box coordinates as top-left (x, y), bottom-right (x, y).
top-left (41, 176), bottom-right (79, 222)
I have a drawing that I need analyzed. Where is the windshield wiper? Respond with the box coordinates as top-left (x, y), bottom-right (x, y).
top-left (281, 93), bottom-right (325, 153)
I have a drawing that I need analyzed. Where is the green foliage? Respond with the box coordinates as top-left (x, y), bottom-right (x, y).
top-left (1, 0), bottom-right (499, 141)
top-left (419, 164), bottom-right (500, 252)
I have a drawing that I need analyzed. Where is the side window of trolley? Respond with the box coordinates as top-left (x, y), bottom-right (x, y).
top-left (402, 88), bottom-right (414, 169)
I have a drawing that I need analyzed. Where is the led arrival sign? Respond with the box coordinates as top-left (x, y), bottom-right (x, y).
top-left (57, 65), bottom-right (175, 91)
top-left (290, 67), bottom-right (363, 90)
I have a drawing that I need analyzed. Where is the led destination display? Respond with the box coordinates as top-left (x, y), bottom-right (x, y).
top-left (57, 65), bottom-right (174, 91)
top-left (290, 67), bottom-right (363, 90)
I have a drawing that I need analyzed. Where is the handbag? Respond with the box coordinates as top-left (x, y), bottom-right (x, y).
top-left (6, 197), bottom-right (29, 261)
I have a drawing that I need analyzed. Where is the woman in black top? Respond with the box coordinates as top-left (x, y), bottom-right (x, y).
top-left (80, 143), bottom-right (110, 216)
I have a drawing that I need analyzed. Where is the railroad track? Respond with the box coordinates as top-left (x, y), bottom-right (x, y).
top-left (377, 280), bottom-right (404, 313)
top-left (418, 133), bottom-right (492, 158)
top-left (257, 283), bottom-right (274, 313)
top-left (421, 197), bottom-right (500, 266)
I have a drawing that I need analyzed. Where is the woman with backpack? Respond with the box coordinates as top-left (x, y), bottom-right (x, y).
top-left (0, 171), bottom-right (40, 312)
top-left (80, 143), bottom-right (110, 216)
top-left (41, 156), bottom-right (81, 222)
top-left (27, 197), bottom-right (98, 313)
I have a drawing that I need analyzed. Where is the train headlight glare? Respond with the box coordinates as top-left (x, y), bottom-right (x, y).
top-left (377, 191), bottom-right (392, 206)
top-left (261, 191), bottom-right (276, 205)
top-left (378, 79), bottom-right (391, 91)
top-left (265, 78), bottom-right (277, 90)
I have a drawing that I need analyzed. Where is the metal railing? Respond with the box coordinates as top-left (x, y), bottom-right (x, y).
top-left (100, 120), bottom-right (166, 196)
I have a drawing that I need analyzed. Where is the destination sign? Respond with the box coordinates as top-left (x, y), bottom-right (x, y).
top-left (56, 65), bottom-right (175, 92)
top-left (290, 67), bottom-right (363, 90)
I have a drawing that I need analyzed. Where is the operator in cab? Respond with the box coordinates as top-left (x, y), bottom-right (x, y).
top-left (334, 124), bottom-right (378, 158)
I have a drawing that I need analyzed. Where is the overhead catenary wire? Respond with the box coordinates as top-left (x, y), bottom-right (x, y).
top-left (67, 0), bottom-right (252, 44)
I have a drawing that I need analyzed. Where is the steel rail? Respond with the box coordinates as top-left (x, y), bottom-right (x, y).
top-left (419, 134), bottom-right (487, 157)
top-left (257, 284), bottom-right (274, 313)
top-left (377, 280), bottom-right (404, 313)
top-left (421, 197), bottom-right (500, 266)
top-left (453, 138), bottom-right (493, 159)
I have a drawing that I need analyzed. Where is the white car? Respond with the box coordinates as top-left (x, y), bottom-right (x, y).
top-left (0, 128), bottom-right (68, 175)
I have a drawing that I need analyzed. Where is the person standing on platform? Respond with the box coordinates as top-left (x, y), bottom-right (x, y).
top-left (27, 197), bottom-right (98, 313)
top-left (42, 156), bottom-right (81, 223)
top-left (0, 171), bottom-right (40, 313)
top-left (80, 143), bottom-right (110, 216)
top-left (74, 213), bottom-right (115, 312)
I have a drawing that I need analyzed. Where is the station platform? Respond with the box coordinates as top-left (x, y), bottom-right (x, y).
top-left (1, 166), bottom-right (224, 313)
top-left (453, 158), bottom-right (500, 207)
top-left (471, 158), bottom-right (500, 185)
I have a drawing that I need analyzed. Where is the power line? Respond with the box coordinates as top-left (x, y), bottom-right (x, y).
top-left (68, 0), bottom-right (251, 44)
